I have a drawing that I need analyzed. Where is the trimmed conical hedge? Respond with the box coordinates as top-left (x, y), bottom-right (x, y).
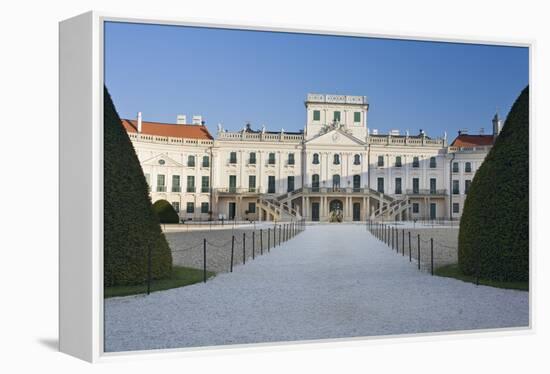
top-left (104, 87), bottom-right (173, 287)
top-left (152, 199), bottom-right (180, 224)
top-left (458, 86), bottom-right (529, 282)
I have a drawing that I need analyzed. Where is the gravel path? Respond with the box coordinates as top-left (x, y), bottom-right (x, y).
top-left (104, 224), bottom-right (529, 352)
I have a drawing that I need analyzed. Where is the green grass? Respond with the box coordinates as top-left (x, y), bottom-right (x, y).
top-left (105, 266), bottom-right (215, 298)
top-left (434, 264), bottom-right (528, 291)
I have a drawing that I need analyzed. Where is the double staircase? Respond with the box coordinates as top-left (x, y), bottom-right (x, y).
top-left (258, 187), bottom-right (409, 222)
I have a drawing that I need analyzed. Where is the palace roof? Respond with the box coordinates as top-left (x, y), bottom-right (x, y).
top-left (450, 134), bottom-right (494, 147)
top-left (121, 119), bottom-right (213, 140)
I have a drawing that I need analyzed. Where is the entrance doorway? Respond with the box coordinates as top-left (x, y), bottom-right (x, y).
top-left (228, 202), bottom-right (236, 220)
top-left (329, 199), bottom-right (343, 212)
top-left (311, 202), bottom-right (320, 221)
top-left (353, 202), bottom-right (361, 221)
top-left (430, 203), bottom-right (436, 220)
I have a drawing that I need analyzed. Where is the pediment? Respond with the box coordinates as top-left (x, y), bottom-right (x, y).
top-left (141, 153), bottom-right (183, 167)
top-left (305, 129), bottom-right (365, 146)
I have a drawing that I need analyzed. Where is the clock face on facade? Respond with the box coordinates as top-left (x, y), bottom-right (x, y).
top-left (158, 159), bottom-right (165, 165)
top-left (332, 133), bottom-right (340, 142)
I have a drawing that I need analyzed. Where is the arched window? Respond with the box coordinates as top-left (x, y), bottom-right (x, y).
top-left (333, 174), bottom-right (340, 189)
top-left (312, 174), bottom-right (320, 192)
top-left (353, 154), bottom-right (361, 165)
top-left (187, 155), bottom-right (195, 167)
top-left (202, 155), bottom-right (209, 167)
top-left (312, 153), bottom-right (320, 164)
top-left (333, 154), bottom-right (340, 165)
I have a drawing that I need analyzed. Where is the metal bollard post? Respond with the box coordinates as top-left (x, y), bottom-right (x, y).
top-left (417, 234), bottom-right (421, 270)
top-left (243, 232), bottom-right (246, 265)
top-left (252, 231), bottom-right (255, 260)
top-left (279, 225), bottom-right (282, 246)
top-left (203, 238), bottom-right (207, 283)
top-left (268, 228), bottom-right (271, 252)
top-left (230, 235), bottom-right (234, 272)
top-left (430, 238), bottom-right (434, 276)
top-left (147, 244), bottom-right (152, 295)
top-left (402, 229), bottom-right (405, 256)
top-left (260, 229), bottom-right (263, 255)
top-left (408, 231), bottom-right (411, 262)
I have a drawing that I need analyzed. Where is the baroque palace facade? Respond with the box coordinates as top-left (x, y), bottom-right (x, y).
top-left (121, 93), bottom-right (501, 223)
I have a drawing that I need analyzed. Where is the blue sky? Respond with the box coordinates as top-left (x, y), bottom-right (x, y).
top-left (104, 22), bottom-right (528, 139)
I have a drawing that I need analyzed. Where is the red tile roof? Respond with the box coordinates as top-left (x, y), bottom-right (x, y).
top-left (451, 134), bottom-right (494, 147)
top-left (121, 119), bottom-right (213, 140)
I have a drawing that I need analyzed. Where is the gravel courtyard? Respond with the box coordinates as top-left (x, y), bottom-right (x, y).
top-left (104, 224), bottom-right (529, 352)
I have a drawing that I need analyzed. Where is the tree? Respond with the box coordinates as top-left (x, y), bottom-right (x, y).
top-left (152, 199), bottom-right (180, 223)
top-left (458, 86), bottom-right (529, 282)
top-left (103, 87), bottom-right (173, 287)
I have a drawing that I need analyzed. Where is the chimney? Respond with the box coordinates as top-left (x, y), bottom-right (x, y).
top-left (192, 115), bottom-right (203, 125)
top-left (137, 112), bottom-right (142, 133)
top-left (176, 114), bottom-right (187, 125)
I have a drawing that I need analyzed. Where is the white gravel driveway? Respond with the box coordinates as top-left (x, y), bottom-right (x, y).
top-left (104, 224), bottom-right (529, 352)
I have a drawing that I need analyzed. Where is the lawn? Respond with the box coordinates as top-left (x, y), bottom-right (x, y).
top-left (105, 266), bottom-right (215, 298)
top-left (434, 264), bottom-right (528, 291)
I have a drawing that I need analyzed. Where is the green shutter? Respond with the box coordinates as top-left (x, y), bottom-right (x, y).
top-left (354, 112), bottom-right (361, 122)
top-left (313, 110), bottom-right (320, 121)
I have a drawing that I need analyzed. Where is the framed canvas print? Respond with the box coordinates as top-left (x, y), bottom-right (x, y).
top-left (59, 11), bottom-right (531, 362)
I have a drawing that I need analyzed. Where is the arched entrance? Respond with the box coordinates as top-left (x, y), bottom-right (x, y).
top-left (329, 199), bottom-right (344, 223)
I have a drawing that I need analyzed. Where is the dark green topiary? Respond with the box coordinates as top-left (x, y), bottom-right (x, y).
top-left (152, 199), bottom-right (180, 223)
top-left (104, 86), bottom-right (173, 287)
top-left (458, 86), bottom-right (529, 282)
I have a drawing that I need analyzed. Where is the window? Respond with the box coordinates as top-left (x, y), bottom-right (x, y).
top-left (333, 111), bottom-right (341, 122)
top-left (353, 175), bottom-right (361, 191)
top-left (172, 175), bottom-right (181, 192)
top-left (412, 203), bottom-right (419, 213)
top-left (354, 112), bottom-right (361, 123)
top-left (412, 156), bottom-right (419, 168)
top-left (248, 175), bottom-right (256, 192)
top-left (395, 156), bottom-right (402, 167)
top-left (229, 175), bottom-right (236, 193)
top-left (288, 153), bottom-right (295, 165)
top-left (202, 156), bottom-right (209, 167)
top-left (377, 178), bottom-right (384, 193)
top-left (312, 174), bottom-right (320, 192)
top-left (465, 180), bottom-right (472, 194)
top-left (313, 110), bottom-right (320, 121)
top-left (268, 176), bottom-right (276, 193)
top-left (395, 178), bottom-right (402, 194)
top-left (268, 153), bottom-right (276, 165)
top-left (353, 154), bottom-right (360, 165)
top-left (248, 202), bottom-right (256, 214)
top-left (312, 153), bottom-right (320, 164)
top-left (333, 154), bottom-right (340, 165)
top-left (145, 173), bottom-right (151, 191)
top-left (201, 176), bottom-right (209, 193)
top-left (229, 152), bottom-right (237, 164)
top-left (172, 202), bottom-right (180, 213)
top-left (249, 152), bottom-right (256, 164)
top-left (186, 202), bottom-right (194, 213)
top-left (430, 157), bottom-right (437, 168)
top-left (453, 162), bottom-right (459, 173)
top-left (333, 174), bottom-right (341, 189)
top-left (412, 178), bottom-right (419, 194)
top-left (157, 174), bottom-right (166, 192)
top-left (453, 203), bottom-right (460, 214)
top-left (430, 178), bottom-right (436, 194)
top-left (201, 202), bottom-right (209, 214)
top-left (287, 176), bottom-right (295, 192)
top-left (465, 162), bottom-right (472, 173)
top-left (186, 176), bottom-right (195, 193)
top-left (187, 155), bottom-right (195, 167)
top-left (453, 180), bottom-right (459, 194)
top-left (377, 155), bottom-right (384, 167)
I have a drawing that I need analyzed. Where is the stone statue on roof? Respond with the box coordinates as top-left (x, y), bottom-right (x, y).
top-left (217, 123), bottom-right (223, 133)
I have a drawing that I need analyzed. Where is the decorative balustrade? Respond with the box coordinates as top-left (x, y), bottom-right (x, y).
top-left (405, 189), bottom-right (447, 196)
top-left (128, 132), bottom-right (214, 146)
top-left (217, 131), bottom-right (303, 143)
top-left (368, 135), bottom-right (445, 147)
